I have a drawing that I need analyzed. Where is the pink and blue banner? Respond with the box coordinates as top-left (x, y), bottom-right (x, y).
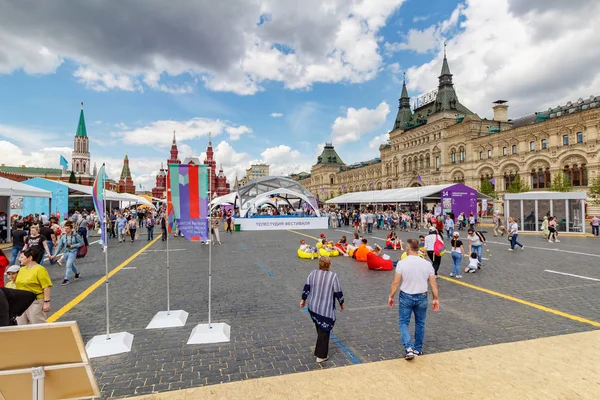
top-left (92, 164), bottom-right (107, 248)
top-left (168, 164), bottom-right (209, 241)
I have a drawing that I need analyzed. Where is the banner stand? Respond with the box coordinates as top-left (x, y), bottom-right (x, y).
top-left (86, 166), bottom-right (134, 358)
top-left (187, 169), bottom-right (230, 345)
top-left (147, 204), bottom-right (189, 329)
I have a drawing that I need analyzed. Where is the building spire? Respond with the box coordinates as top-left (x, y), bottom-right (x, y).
top-left (440, 42), bottom-right (451, 77)
top-left (208, 131), bottom-right (212, 146)
top-left (75, 102), bottom-right (88, 137)
top-left (172, 130), bottom-right (176, 145)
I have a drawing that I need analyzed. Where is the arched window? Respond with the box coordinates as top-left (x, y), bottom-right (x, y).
top-left (504, 172), bottom-right (516, 190)
top-left (459, 147), bottom-right (465, 162)
top-left (426, 156), bottom-right (430, 168)
top-left (531, 168), bottom-right (550, 189)
top-left (408, 158), bottom-right (412, 171)
top-left (419, 155), bottom-right (424, 169)
top-left (403, 160), bottom-right (407, 172)
top-left (450, 150), bottom-right (456, 164)
top-left (330, 176), bottom-right (334, 185)
top-left (564, 164), bottom-right (588, 187)
top-left (386, 181), bottom-right (392, 189)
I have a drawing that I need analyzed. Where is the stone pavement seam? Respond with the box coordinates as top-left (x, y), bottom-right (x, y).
top-left (48, 235), bottom-right (162, 322)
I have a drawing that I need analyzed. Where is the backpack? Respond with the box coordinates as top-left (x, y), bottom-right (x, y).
top-left (76, 244), bottom-right (88, 259)
top-left (433, 235), bottom-right (446, 257)
top-left (476, 231), bottom-right (486, 242)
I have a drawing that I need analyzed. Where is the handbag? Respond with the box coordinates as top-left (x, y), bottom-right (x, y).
top-left (76, 244), bottom-right (88, 259)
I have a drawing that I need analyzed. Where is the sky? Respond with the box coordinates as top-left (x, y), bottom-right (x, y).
top-left (0, 0), bottom-right (599, 191)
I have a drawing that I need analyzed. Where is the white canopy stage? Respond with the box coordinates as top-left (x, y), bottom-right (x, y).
top-left (210, 192), bottom-right (238, 209)
top-left (504, 191), bottom-right (587, 234)
top-left (237, 176), bottom-right (321, 218)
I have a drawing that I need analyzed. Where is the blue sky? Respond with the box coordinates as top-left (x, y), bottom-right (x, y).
top-left (0, 0), bottom-right (598, 189)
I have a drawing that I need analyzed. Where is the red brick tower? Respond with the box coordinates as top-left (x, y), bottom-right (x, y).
top-left (168, 130), bottom-right (181, 165)
top-left (152, 162), bottom-right (167, 199)
top-left (118, 154), bottom-right (136, 194)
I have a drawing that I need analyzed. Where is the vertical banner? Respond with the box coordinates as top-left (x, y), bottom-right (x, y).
top-left (168, 164), bottom-right (209, 241)
top-left (166, 171), bottom-right (176, 234)
top-left (440, 183), bottom-right (478, 219)
top-left (92, 164), bottom-right (107, 248)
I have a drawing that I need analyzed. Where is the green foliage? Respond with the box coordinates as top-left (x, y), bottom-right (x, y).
top-left (589, 177), bottom-right (600, 205)
top-left (479, 179), bottom-right (497, 199)
top-left (549, 171), bottom-right (572, 192)
top-left (506, 174), bottom-right (530, 193)
top-left (68, 170), bottom-right (77, 183)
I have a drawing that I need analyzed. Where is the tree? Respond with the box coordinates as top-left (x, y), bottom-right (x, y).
top-left (589, 176), bottom-right (600, 205)
top-left (77, 176), bottom-right (82, 185)
top-left (479, 179), bottom-right (497, 199)
top-left (69, 170), bottom-right (77, 183)
top-left (549, 171), bottom-right (572, 192)
top-left (506, 174), bottom-right (530, 193)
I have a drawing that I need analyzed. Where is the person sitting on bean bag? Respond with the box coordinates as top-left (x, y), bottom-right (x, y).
top-left (367, 249), bottom-right (394, 271)
top-left (354, 239), bottom-right (372, 262)
top-left (335, 236), bottom-right (348, 256)
top-left (299, 240), bottom-right (318, 259)
top-left (316, 233), bottom-right (327, 249)
top-left (385, 231), bottom-right (403, 250)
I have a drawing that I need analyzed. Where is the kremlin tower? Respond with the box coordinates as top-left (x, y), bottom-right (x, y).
top-left (152, 162), bottom-right (167, 199)
top-left (118, 154), bottom-right (136, 194)
top-left (203, 133), bottom-right (230, 197)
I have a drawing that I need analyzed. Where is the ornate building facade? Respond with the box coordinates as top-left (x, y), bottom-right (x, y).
top-left (300, 54), bottom-right (600, 213)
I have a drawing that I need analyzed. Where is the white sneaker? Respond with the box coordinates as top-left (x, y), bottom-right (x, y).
top-left (449, 273), bottom-right (454, 277)
top-left (508, 248), bottom-right (513, 251)
top-left (549, 240), bottom-right (553, 243)
top-left (316, 357), bottom-right (329, 363)
top-left (521, 246), bottom-right (525, 250)
top-left (456, 275), bottom-right (463, 279)
top-left (555, 240), bottom-right (560, 243)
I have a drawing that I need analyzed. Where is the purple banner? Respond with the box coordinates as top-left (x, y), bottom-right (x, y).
top-left (440, 183), bottom-right (477, 220)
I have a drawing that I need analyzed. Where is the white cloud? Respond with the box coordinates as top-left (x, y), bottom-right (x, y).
top-left (0, 141), bottom-right (72, 168)
top-left (385, 26), bottom-right (440, 54)
top-left (117, 118), bottom-right (252, 147)
top-left (270, 112), bottom-right (283, 117)
top-left (225, 125), bottom-right (252, 141)
top-left (406, 0), bottom-right (600, 117)
top-left (413, 15), bottom-right (430, 23)
top-left (0, 0), bottom-right (406, 95)
top-left (369, 133), bottom-right (389, 149)
top-left (331, 102), bottom-right (390, 145)
top-left (0, 124), bottom-right (64, 148)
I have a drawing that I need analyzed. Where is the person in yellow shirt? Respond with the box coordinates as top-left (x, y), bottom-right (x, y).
top-left (15, 248), bottom-right (52, 324)
top-left (5, 265), bottom-right (20, 289)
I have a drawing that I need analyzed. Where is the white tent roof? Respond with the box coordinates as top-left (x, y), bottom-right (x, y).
top-left (0, 177), bottom-right (52, 198)
top-left (210, 192), bottom-right (237, 206)
top-left (326, 184), bottom-right (491, 204)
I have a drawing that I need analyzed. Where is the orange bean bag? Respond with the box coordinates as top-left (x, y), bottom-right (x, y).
top-left (367, 252), bottom-right (394, 271)
top-left (354, 245), bottom-right (370, 262)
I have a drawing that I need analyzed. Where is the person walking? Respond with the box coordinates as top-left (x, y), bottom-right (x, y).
top-left (388, 239), bottom-right (439, 360)
top-left (592, 216), bottom-right (599, 237)
top-left (424, 227), bottom-right (443, 277)
top-left (507, 217), bottom-right (524, 251)
top-left (300, 256), bottom-right (344, 363)
top-left (450, 232), bottom-right (464, 279)
top-left (146, 213), bottom-right (155, 241)
top-left (10, 222), bottom-right (27, 266)
top-left (127, 216), bottom-right (137, 243)
top-left (466, 228), bottom-right (486, 266)
top-left (225, 210), bottom-right (234, 234)
top-left (366, 210), bottom-right (374, 234)
top-left (160, 213), bottom-right (168, 241)
top-left (50, 221), bottom-right (83, 286)
top-left (547, 217), bottom-right (560, 243)
top-left (116, 213), bottom-right (127, 243)
top-left (444, 215), bottom-right (454, 240)
top-left (15, 248), bottom-right (52, 324)
top-left (77, 214), bottom-right (90, 247)
top-left (23, 225), bottom-right (52, 265)
top-left (211, 215), bottom-right (222, 245)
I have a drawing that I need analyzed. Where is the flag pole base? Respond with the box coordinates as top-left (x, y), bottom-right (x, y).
top-left (145, 310), bottom-right (189, 329)
top-left (85, 332), bottom-right (134, 359)
top-left (186, 322), bottom-right (230, 345)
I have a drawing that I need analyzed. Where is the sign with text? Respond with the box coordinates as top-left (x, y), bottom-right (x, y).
top-left (239, 217), bottom-right (329, 231)
top-left (440, 183), bottom-right (478, 220)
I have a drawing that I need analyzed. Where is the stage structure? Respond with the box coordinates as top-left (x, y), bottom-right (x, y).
top-left (168, 164), bottom-right (230, 344)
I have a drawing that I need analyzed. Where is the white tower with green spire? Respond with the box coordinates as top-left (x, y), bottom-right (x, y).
top-left (72, 102), bottom-right (91, 175)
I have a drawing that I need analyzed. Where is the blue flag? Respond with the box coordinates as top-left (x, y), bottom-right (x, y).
top-left (60, 155), bottom-right (69, 169)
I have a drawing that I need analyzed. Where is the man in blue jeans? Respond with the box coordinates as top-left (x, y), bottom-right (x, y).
top-left (388, 239), bottom-right (439, 360)
top-left (50, 221), bottom-right (84, 286)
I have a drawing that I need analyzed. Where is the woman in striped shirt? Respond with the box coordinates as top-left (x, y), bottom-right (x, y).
top-left (300, 256), bottom-right (345, 363)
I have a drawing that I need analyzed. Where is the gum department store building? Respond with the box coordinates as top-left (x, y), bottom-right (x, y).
top-left (299, 54), bottom-right (600, 213)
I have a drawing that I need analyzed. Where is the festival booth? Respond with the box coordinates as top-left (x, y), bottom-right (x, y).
top-left (237, 176), bottom-right (327, 231)
top-left (326, 183), bottom-right (490, 218)
top-left (504, 191), bottom-right (587, 234)
top-left (210, 192), bottom-right (238, 216)
top-left (0, 177), bottom-right (52, 242)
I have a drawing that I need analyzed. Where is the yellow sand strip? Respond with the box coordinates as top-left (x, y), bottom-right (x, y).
top-left (288, 230), bottom-right (600, 328)
top-left (130, 330), bottom-right (600, 400)
top-left (47, 237), bottom-right (161, 322)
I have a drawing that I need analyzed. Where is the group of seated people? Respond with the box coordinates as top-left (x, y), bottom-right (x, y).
top-left (298, 231), bottom-right (426, 271)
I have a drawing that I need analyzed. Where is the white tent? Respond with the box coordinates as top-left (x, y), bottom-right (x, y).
top-left (326, 184), bottom-right (491, 204)
top-left (210, 192), bottom-right (238, 207)
top-left (0, 177), bottom-right (53, 198)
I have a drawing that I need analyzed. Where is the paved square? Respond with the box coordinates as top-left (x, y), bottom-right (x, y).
top-left (44, 227), bottom-right (600, 398)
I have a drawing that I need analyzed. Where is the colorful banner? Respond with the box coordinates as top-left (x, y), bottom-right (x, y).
top-left (92, 164), bottom-right (107, 248)
top-left (166, 170), bottom-right (176, 234)
top-left (168, 164), bottom-right (209, 241)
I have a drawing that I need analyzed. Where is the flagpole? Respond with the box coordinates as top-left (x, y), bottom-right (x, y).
top-left (208, 168), bottom-right (212, 328)
top-left (166, 205), bottom-right (171, 314)
top-left (104, 184), bottom-right (111, 338)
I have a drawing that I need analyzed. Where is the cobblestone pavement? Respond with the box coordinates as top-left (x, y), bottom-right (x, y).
top-left (45, 226), bottom-right (600, 398)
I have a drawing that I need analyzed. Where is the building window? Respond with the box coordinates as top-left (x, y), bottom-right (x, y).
top-left (541, 139), bottom-right (547, 149)
top-left (564, 164), bottom-right (588, 187)
top-left (479, 151), bottom-right (483, 160)
top-left (435, 156), bottom-right (440, 170)
top-left (330, 177), bottom-right (334, 185)
top-left (459, 147), bottom-right (465, 162)
top-left (503, 147), bottom-right (507, 156)
top-left (403, 161), bottom-right (406, 172)
top-left (419, 156), bottom-right (424, 169)
top-left (531, 168), bottom-right (550, 189)
top-left (563, 135), bottom-right (569, 145)
top-left (426, 156), bottom-right (430, 168)
top-left (512, 144), bottom-right (517, 154)
top-left (504, 173), bottom-right (516, 190)
top-left (577, 132), bottom-right (583, 143)
top-left (451, 151), bottom-right (456, 164)
top-left (530, 141), bottom-right (535, 151)
top-left (408, 159), bottom-right (412, 171)
top-left (487, 149), bottom-right (492, 159)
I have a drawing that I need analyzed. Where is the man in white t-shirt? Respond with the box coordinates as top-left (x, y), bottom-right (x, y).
top-left (388, 239), bottom-right (439, 360)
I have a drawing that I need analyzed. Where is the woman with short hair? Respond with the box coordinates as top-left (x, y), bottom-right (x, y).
top-left (300, 256), bottom-right (344, 363)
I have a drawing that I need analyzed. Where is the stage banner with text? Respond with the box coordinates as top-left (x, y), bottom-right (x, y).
top-left (168, 164), bottom-right (209, 241)
top-left (239, 217), bottom-right (329, 231)
top-left (440, 183), bottom-right (478, 220)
